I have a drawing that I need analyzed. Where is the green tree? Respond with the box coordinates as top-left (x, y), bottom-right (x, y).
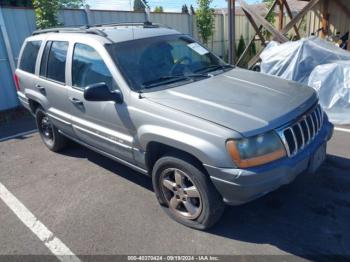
top-left (33, 0), bottom-right (85, 29)
top-left (134, 0), bottom-right (148, 12)
top-left (190, 5), bottom-right (195, 15)
top-left (196, 0), bottom-right (214, 45)
top-left (250, 40), bottom-right (257, 57)
top-left (236, 35), bottom-right (246, 58)
top-left (182, 4), bottom-right (189, 14)
top-left (154, 6), bottom-right (163, 13)
top-left (33, 0), bottom-right (61, 29)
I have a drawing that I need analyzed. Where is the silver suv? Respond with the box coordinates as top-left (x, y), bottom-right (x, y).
top-left (16, 23), bottom-right (333, 229)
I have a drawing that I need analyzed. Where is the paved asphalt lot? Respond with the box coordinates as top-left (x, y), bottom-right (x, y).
top-left (0, 116), bottom-right (350, 261)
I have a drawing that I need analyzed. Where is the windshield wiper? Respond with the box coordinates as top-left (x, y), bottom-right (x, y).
top-left (141, 74), bottom-right (209, 89)
top-left (195, 64), bottom-right (233, 74)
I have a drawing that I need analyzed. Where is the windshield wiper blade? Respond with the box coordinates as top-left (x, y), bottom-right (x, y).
top-left (183, 73), bottom-right (210, 78)
top-left (142, 76), bottom-right (189, 89)
top-left (195, 64), bottom-right (233, 74)
top-left (158, 73), bottom-right (209, 81)
top-left (141, 74), bottom-right (209, 89)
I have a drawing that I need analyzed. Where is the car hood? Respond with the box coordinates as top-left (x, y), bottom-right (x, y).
top-left (144, 68), bottom-right (318, 137)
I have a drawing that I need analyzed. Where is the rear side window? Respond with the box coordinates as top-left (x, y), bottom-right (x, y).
top-left (72, 43), bottom-right (114, 90)
top-left (45, 41), bottom-right (68, 83)
top-left (19, 41), bottom-right (42, 74)
top-left (40, 41), bottom-right (51, 77)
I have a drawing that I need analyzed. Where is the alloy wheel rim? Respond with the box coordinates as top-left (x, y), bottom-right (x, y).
top-left (160, 168), bottom-right (202, 220)
top-left (40, 115), bottom-right (53, 141)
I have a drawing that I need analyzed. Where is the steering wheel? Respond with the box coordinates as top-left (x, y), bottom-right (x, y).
top-left (170, 56), bottom-right (192, 75)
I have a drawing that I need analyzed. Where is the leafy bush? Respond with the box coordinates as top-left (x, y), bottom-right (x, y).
top-left (236, 35), bottom-right (246, 58)
top-left (33, 0), bottom-right (60, 29)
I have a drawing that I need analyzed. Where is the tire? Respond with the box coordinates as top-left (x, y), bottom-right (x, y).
top-left (152, 152), bottom-right (225, 230)
top-left (35, 107), bottom-right (67, 152)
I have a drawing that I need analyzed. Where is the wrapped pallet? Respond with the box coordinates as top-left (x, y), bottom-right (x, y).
top-left (260, 37), bottom-right (350, 124)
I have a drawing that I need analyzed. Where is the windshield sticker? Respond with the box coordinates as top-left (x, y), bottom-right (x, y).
top-left (187, 43), bottom-right (209, 55)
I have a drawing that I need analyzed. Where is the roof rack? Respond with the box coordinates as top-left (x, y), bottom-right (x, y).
top-left (92, 21), bottom-right (167, 29)
top-left (32, 22), bottom-right (171, 37)
top-left (32, 26), bottom-right (107, 37)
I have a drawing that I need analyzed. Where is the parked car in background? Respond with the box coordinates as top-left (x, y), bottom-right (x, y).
top-left (16, 23), bottom-right (334, 229)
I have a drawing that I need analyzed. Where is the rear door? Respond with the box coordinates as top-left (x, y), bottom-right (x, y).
top-left (36, 40), bottom-right (74, 136)
top-left (16, 40), bottom-right (42, 108)
top-left (66, 42), bottom-right (134, 161)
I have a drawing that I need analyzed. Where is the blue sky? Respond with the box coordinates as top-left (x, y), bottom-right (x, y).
top-left (86, 0), bottom-right (262, 12)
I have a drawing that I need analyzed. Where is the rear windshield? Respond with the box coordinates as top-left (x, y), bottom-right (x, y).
top-left (19, 41), bottom-right (42, 74)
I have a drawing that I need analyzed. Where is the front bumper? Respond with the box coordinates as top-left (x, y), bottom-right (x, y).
top-left (205, 120), bottom-right (334, 205)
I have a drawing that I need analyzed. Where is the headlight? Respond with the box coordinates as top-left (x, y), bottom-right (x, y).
top-left (226, 131), bottom-right (286, 168)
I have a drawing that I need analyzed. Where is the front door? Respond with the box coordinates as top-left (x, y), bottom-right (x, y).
top-left (37, 40), bottom-right (74, 136)
top-left (66, 43), bottom-right (134, 161)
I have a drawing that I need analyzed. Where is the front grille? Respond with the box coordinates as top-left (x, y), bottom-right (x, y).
top-left (277, 104), bottom-right (324, 157)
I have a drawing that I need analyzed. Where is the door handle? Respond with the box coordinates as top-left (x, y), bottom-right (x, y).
top-left (69, 97), bottom-right (84, 105)
top-left (35, 84), bottom-right (46, 92)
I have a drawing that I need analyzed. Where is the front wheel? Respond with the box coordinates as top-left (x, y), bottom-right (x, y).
top-left (35, 107), bottom-right (67, 152)
top-left (152, 153), bottom-right (225, 230)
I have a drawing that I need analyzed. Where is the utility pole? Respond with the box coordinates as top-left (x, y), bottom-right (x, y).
top-left (278, 0), bottom-right (284, 30)
top-left (321, 0), bottom-right (329, 38)
top-left (228, 0), bottom-right (236, 64)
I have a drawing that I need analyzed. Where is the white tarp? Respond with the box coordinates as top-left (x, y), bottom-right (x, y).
top-left (308, 62), bottom-right (350, 125)
top-left (260, 37), bottom-right (350, 124)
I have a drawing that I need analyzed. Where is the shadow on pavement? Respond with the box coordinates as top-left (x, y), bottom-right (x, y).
top-left (60, 142), bottom-right (350, 259)
top-left (59, 142), bottom-right (153, 191)
top-left (210, 155), bottom-right (350, 260)
top-left (0, 115), bottom-right (37, 141)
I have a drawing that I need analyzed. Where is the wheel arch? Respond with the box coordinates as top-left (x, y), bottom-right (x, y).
top-left (138, 126), bottom-right (229, 173)
top-left (28, 99), bottom-right (42, 114)
top-left (145, 141), bottom-right (208, 175)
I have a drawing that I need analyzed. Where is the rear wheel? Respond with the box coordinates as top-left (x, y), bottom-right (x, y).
top-left (152, 153), bottom-right (225, 230)
top-left (35, 107), bottom-right (67, 152)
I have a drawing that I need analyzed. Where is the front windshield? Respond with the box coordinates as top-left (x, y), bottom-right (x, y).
top-left (106, 34), bottom-right (231, 91)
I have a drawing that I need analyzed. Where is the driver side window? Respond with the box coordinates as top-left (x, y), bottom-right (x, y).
top-left (72, 43), bottom-right (116, 90)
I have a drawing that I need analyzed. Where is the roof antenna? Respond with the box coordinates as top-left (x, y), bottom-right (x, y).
top-left (138, 90), bottom-right (144, 99)
top-left (140, 0), bottom-right (151, 24)
top-left (84, 4), bottom-right (92, 27)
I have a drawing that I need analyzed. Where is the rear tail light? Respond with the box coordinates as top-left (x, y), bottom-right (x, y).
top-left (14, 73), bottom-right (20, 91)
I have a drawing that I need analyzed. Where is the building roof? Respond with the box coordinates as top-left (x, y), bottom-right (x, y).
top-left (215, 3), bottom-right (268, 16)
top-left (278, 0), bottom-right (309, 14)
top-left (215, 0), bottom-right (308, 16)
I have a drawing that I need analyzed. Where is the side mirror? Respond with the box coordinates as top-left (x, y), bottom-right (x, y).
top-left (84, 82), bottom-right (123, 103)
